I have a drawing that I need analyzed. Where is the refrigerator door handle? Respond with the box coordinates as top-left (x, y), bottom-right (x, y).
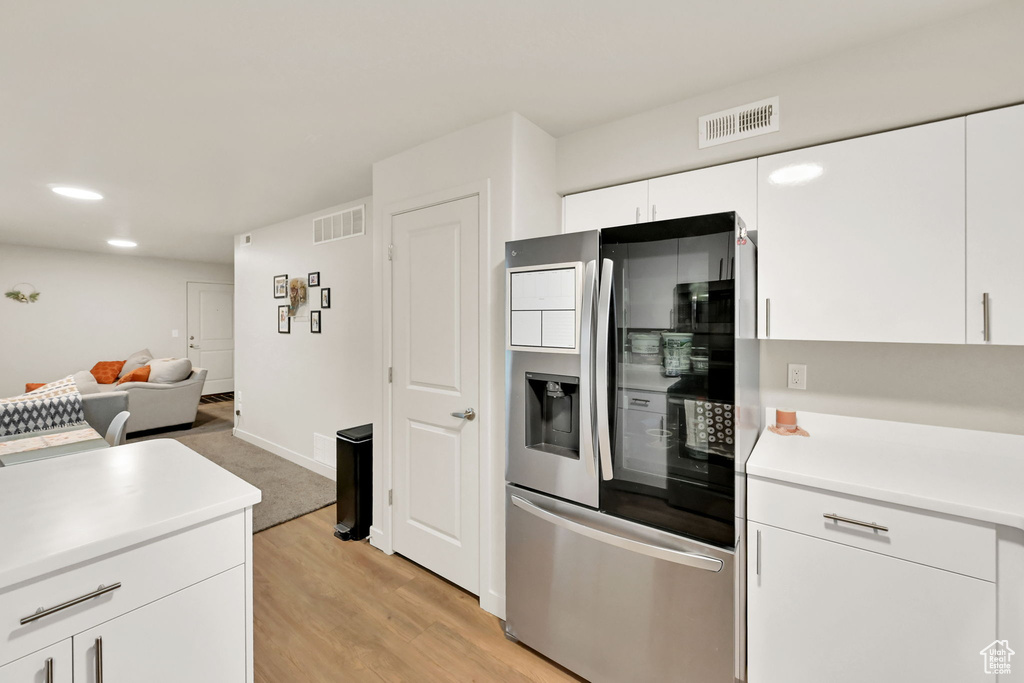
top-left (580, 260), bottom-right (598, 479)
top-left (595, 258), bottom-right (615, 481)
top-left (510, 494), bottom-right (724, 573)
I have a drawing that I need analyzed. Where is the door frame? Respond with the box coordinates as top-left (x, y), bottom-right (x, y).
top-left (375, 180), bottom-right (497, 611)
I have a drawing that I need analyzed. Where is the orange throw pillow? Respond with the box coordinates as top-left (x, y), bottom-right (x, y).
top-left (116, 366), bottom-right (151, 385)
top-left (91, 360), bottom-right (126, 384)
top-left (25, 383), bottom-right (46, 393)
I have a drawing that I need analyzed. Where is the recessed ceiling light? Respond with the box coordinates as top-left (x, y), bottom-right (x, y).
top-left (52, 186), bottom-right (103, 200)
top-left (768, 163), bottom-right (824, 186)
top-left (107, 239), bottom-right (137, 248)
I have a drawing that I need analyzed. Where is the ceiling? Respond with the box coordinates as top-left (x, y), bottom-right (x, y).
top-left (0, 0), bottom-right (998, 264)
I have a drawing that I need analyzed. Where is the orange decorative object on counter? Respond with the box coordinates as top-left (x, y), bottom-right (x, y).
top-left (769, 408), bottom-right (810, 437)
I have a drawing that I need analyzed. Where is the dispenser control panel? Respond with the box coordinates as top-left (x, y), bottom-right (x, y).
top-left (506, 262), bottom-right (582, 353)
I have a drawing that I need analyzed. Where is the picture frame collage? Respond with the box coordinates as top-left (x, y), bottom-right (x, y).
top-left (274, 271), bottom-right (329, 334)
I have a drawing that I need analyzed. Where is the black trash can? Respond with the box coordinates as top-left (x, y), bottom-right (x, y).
top-left (334, 424), bottom-right (373, 541)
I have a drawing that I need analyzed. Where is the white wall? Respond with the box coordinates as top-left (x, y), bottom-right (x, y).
top-left (555, 0), bottom-right (1024, 436)
top-left (371, 112), bottom-right (558, 619)
top-left (0, 244), bottom-right (231, 397)
top-left (232, 197), bottom-right (374, 478)
top-left (557, 0), bottom-right (1024, 194)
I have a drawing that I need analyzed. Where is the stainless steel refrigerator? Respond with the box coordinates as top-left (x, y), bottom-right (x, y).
top-left (504, 212), bottom-right (760, 683)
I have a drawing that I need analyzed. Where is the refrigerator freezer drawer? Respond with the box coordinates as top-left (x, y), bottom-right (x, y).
top-left (505, 485), bottom-right (736, 683)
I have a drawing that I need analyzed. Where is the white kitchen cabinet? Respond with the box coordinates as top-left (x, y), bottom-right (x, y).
top-left (967, 104), bottom-right (1024, 345)
top-left (624, 241), bottom-right (677, 329)
top-left (748, 521), bottom-right (995, 683)
top-left (757, 118), bottom-right (966, 343)
top-left (647, 159), bottom-right (757, 233)
top-left (72, 566), bottom-right (245, 683)
top-left (0, 640), bottom-right (71, 683)
top-left (563, 180), bottom-right (648, 233)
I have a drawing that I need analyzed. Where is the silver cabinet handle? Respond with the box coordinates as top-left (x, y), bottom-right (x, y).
top-left (595, 258), bottom-right (615, 481)
top-left (580, 260), bottom-right (598, 479)
top-left (651, 204), bottom-right (657, 221)
top-left (629, 398), bottom-right (649, 407)
top-left (511, 494), bottom-right (724, 572)
top-left (983, 292), bottom-right (990, 342)
top-left (765, 298), bottom-right (771, 338)
top-left (823, 513), bottom-right (888, 532)
top-left (20, 582), bottom-right (122, 625)
top-left (756, 529), bottom-right (761, 577)
top-left (635, 207), bottom-right (641, 223)
top-left (95, 637), bottom-right (104, 683)
top-left (45, 657), bottom-right (53, 683)
top-left (450, 408), bottom-right (475, 420)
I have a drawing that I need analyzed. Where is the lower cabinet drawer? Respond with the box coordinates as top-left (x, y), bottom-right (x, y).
top-left (747, 477), bottom-right (995, 581)
top-left (0, 512), bottom-right (244, 667)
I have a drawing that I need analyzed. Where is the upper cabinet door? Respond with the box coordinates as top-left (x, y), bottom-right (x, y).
top-left (563, 180), bottom-right (648, 233)
top-left (967, 105), bottom-right (1024, 346)
top-left (757, 119), bottom-right (966, 343)
top-left (647, 159), bottom-right (757, 234)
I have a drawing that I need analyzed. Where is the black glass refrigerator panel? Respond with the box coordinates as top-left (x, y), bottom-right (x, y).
top-left (600, 215), bottom-right (738, 549)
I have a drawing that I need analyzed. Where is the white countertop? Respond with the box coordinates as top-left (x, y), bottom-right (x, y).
top-left (747, 410), bottom-right (1024, 531)
top-left (0, 439), bottom-right (261, 589)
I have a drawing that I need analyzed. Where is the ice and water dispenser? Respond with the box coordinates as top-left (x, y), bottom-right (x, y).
top-left (524, 372), bottom-right (580, 459)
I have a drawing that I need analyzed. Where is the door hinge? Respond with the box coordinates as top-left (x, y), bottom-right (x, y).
top-left (388, 244), bottom-right (393, 261)
top-left (388, 367), bottom-right (393, 383)
top-left (388, 489), bottom-right (393, 506)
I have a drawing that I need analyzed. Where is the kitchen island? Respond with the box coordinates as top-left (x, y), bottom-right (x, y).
top-left (0, 439), bottom-right (261, 682)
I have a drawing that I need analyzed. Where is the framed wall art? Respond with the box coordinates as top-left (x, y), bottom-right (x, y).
top-left (278, 305), bottom-right (291, 333)
top-left (308, 271), bottom-right (320, 287)
top-left (321, 288), bottom-right (330, 308)
top-left (274, 274), bottom-right (288, 298)
top-left (311, 310), bottom-right (321, 333)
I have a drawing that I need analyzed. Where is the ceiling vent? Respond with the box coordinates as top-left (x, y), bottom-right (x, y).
top-left (241, 233), bottom-right (252, 246)
top-left (314, 204), bottom-right (365, 245)
top-left (698, 97), bottom-right (779, 149)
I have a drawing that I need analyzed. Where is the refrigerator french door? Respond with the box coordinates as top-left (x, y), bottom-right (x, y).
top-left (505, 212), bottom-right (760, 683)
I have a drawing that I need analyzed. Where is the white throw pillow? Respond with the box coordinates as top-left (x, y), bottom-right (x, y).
top-left (119, 348), bottom-right (154, 378)
top-left (72, 370), bottom-right (101, 395)
top-left (146, 358), bottom-right (193, 384)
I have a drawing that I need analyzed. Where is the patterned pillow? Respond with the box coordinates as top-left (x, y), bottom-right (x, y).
top-left (91, 360), bottom-right (126, 384)
top-left (0, 375), bottom-right (85, 436)
top-left (117, 366), bottom-right (151, 385)
top-left (25, 383), bottom-right (46, 393)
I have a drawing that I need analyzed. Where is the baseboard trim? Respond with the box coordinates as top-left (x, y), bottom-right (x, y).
top-left (480, 588), bottom-right (506, 620)
top-left (233, 428), bottom-right (337, 481)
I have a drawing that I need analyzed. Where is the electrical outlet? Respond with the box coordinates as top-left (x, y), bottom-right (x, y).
top-left (788, 363), bottom-right (807, 390)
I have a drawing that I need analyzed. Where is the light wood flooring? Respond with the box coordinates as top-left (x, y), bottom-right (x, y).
top-left (253, 504), bottom-right (585, 682)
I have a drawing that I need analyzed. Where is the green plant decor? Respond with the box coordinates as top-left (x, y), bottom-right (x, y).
top-left (5, 286), bottom-right (40, 303)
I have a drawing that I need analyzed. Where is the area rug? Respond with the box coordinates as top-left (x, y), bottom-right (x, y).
top-left (129, 401), bottom-right (336, 533)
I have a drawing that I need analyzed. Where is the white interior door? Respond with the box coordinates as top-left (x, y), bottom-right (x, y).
top-left (186, 282), bottom-right (234, 394)
top-left (392, 195), bottom-right (480, 594)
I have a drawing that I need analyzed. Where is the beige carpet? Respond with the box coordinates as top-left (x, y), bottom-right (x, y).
top-left (129, 402), bottom-right (336, 533)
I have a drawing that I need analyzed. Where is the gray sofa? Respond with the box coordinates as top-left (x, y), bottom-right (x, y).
top-left (81, 391), bottom-right (129, 436)
top-left (94, 368), bottom-right (208, 433)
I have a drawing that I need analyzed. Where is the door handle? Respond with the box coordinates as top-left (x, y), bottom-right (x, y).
top-left (511, 494), bottom-right (724, 572)
top-left (596, 258), bottom-right (615, 481)
top-left (450, 408), bottom-right (475, 420)
top-left (580, 260), bottom-right (598, 479)
top-left (189, 343), bottom-right (200, 349)
top-left (95, 637), bottom-right (104, 683)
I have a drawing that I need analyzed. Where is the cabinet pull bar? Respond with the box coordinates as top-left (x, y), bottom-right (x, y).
top-left (983, 292), bottom-right (990, 342)
top-left (652, 204), bottom-right (657, 221)
top-left (635, 207), bottom-right (641, 223)
top-left (756, 529), bottom-right (761, 577)
top-left (95, 637), bottom-right (104, 683)
top-left (823, 513), bottom-right (888, 532)
top-left (765, 298), bottom-right (771, 338)
top-left (20, 582), bottom-right (122, 625)
top-left (45, 657), bottom-right (53, 683)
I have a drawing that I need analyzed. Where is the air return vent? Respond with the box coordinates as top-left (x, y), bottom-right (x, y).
top-left (698, 97), bottom-right (779, 149)
top-left (313, 433), bottom-right (335, 467)
top-left (241, 233), bottom-right (252, 246)
top-left (314, 204), bottom-right (365, 245)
